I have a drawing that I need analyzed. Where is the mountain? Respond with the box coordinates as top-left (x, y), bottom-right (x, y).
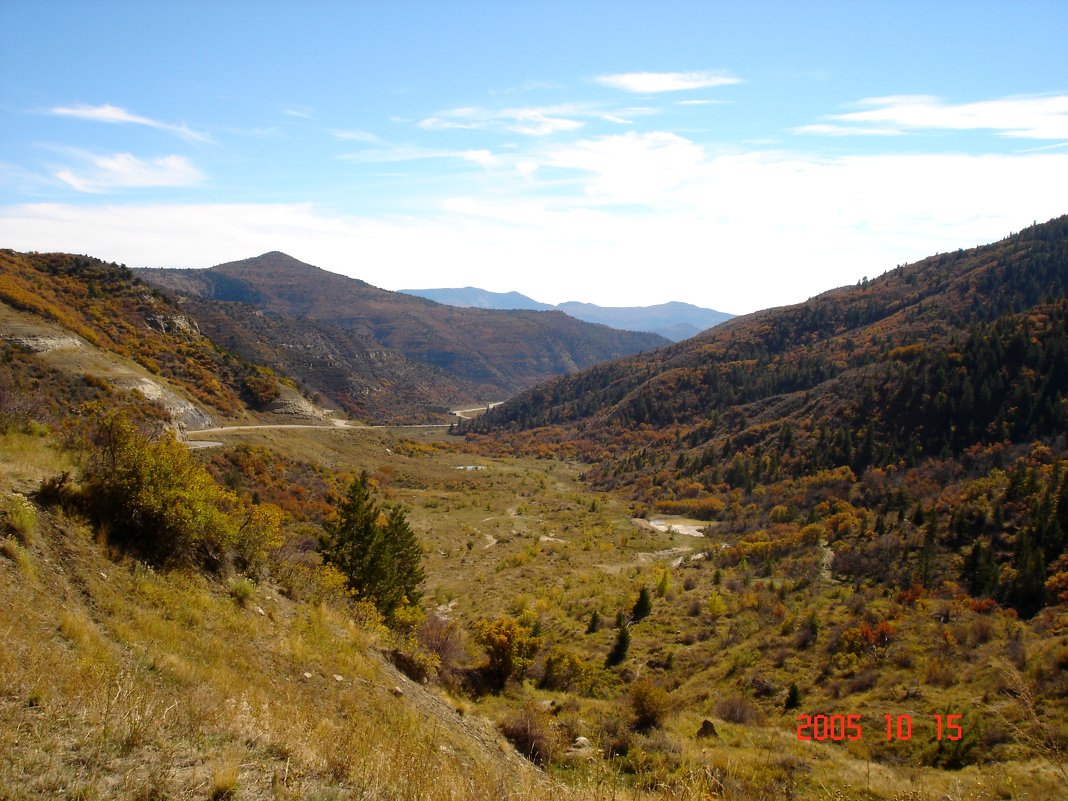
top-left (399, 286), bottom-right (554, 312)
top-left (400, 288), bottom-right (733, 341)
top-left (556, 300), bottom-right (733, 341)
top-left (460, 216), bottom-right (1068, 618)
top-left (136, 253), bottom-right (668, 422)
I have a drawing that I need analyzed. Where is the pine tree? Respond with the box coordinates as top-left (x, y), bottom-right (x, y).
top-left (586, 610), bottom-right (601, 634)
top-left (320, 471), bottom-right (424, 619)
top-left (632, 586), bottom-right (653, 621)
top-left (606, 618), bottom-right (630, 667)
top-left (784, 682), bottom-right (801, 710)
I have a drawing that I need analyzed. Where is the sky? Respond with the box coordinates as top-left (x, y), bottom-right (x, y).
top-left (1, 1), bottom-right (1067, 315)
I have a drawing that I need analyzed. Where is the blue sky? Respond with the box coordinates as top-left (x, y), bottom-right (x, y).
top-left (2, 1), bottom-right (1066, 314)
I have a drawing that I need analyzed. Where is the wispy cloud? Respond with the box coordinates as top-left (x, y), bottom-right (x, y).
top-left (49, 103), bottom-right (212, 143)
top-left (53, 152), bottom-right (204, 193)
top-left (418, 105), bottom-right (585, 136)
top-left (281, 106), bottom-right (316, 119)
top-left (809, 94), bottom-right (1068, 140)
top-left (793, 123), bottom-right (902, 137)
top-left (333, 129), bottom-right (383, 143)
top-left (338, 145), bottom-right (499, 167)
top-left (594, 71), bottom-right (742, 93)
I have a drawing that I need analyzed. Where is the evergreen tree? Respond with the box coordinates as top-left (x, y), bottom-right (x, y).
top-left (784, 682), bottom-right (801, 710)
top-left (632, 585), bottom-right (653, 621)
top-left (320, 471), bottom-right (424, 619)
top-left (586, 610), bottom-right (601, 634)
top-left (606, 618), bottom-right (630, 667)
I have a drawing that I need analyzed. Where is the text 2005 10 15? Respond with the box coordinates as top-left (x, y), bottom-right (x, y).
top-left (796, 713), bottom-right (963, 742)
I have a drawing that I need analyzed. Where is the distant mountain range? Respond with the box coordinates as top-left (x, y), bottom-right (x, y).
top-left (399, 287), bottom-right (733, 342)
top-left (133, 253), bottom-right (668, 422)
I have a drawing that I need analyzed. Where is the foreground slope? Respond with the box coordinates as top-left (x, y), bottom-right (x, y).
top-left (137, 253), bottom-right (668, 420)
top-left (0, 470), bottom-right (551, 800)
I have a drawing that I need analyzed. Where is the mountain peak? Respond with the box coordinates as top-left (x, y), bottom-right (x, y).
top-left (216, 251), bottom-right (326, 274)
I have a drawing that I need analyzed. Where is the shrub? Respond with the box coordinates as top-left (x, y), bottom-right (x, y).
top-left (418, 613), bottom-right (470, 684)
top-left (784, 682), bottom-right (801, 710)
top-left (630, 680), bottom-right (671, 731)
top-left (500, 701), bottom-right (564, 765)
top-left (72, 409), bottom-right (282, 572)
top-left (715, 695), bottom-right (758, 724)
top-left (474, 616), bottom-right (543, 691)
top-left (539, 647), bottom-right (603, 696)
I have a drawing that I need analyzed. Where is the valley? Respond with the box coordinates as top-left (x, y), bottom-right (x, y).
top-left (1, 219), bottom-right (1067, 800)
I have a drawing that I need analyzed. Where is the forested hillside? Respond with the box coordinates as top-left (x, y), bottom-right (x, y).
top-left (460, 216), bottom-right (1068, 618)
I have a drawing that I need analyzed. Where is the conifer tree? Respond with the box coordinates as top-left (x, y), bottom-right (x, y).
top-left (320, 470), bottom-right (423, 619)
top-left (632, 585), bottom-right (653, 621)
top-left (606, 617), bottom-right (630, 667)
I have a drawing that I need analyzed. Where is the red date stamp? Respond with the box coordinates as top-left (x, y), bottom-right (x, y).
top-left (796, 713), bottom-right (963, 742)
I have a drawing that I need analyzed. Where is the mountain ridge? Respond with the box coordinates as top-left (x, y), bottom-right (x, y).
top-left (400, 286), bottom-right (733, 341)
top-left (135, 253), bottom-right (669, 422)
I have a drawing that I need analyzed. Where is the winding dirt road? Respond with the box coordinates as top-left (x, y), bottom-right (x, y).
top-left (181, 403), bottom-right (498, 448)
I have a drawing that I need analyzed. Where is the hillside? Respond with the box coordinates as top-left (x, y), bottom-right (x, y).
top-left (137, 253), bottom-right (668, 420)
top-left (0, 446), bottom-right (551, 800)
top-left (0, 251), bottom-right (309, 428)
top-left (460, 216), bottom-right (1068, 618)
top-left (401, 287), bottom-right (733, 342)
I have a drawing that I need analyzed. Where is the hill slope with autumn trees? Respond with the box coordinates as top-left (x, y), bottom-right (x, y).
top-left (136, 252), bottom-right (668, 421)
top-left (460, 216), bottom-right (1068, 618)
top-left (0, 250), bottom-right (291, 424)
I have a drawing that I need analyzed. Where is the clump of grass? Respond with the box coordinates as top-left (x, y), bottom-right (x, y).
top-left (229, 577), bottom-right (255, 607)
top-left (1, 493), bottom-right (37, 543)
top-left (1, 537), bottom-right (34, 578)
top-left (210, 757), bottom-right (240, 799)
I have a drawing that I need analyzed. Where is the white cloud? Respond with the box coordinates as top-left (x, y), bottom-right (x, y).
top-left (533, 131), bottom-right (706, 203)
top-left (418, 105), bottom-right (585, 136)
top-left (337, 145), bottom-right (500, 166)
top-left (53, 153), bottom-right (204, 193)
top-left (595, 71), bottom-right (742, 93)
top-left (6, 148), bottom-right (1066, 314)
top-left (827, 94), bottom-right (1068, 140)
top-left (793, 123), bottom-right (903, 137)
top-left (333, 129), bottom-right (382, 142)
top-left (49, 104), bottom-right (212, 143)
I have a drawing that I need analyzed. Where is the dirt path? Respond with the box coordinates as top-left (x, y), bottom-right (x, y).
top-left (183, 400), bottom-right (504, 445)
top-left (182, 418), bottom-right (453, 448)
